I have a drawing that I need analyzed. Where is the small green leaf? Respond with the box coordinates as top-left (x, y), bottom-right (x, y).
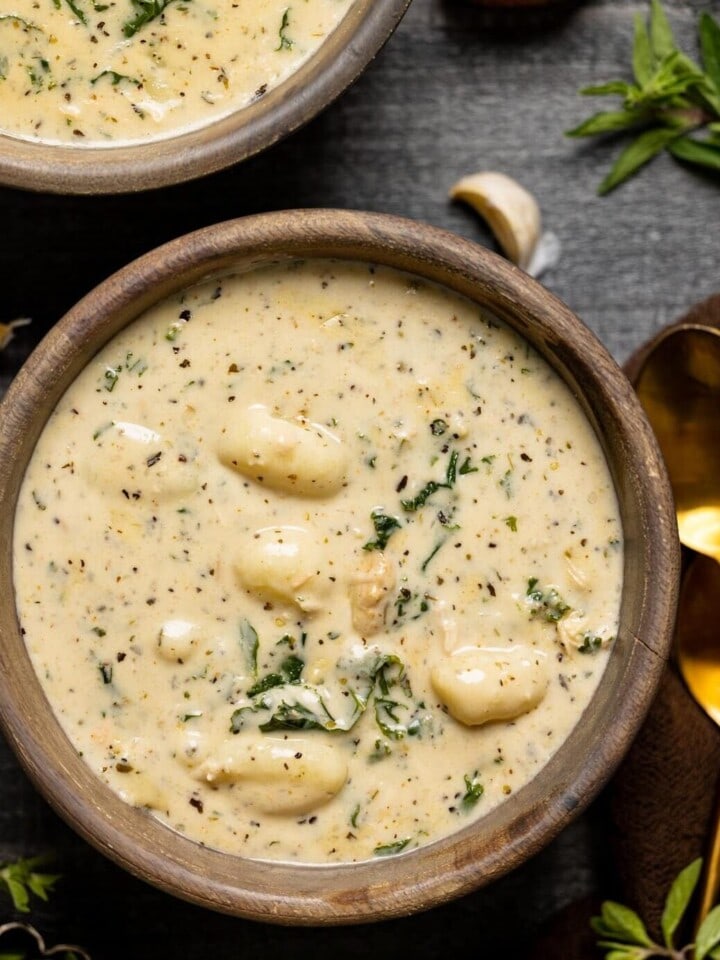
top-left (630, 51), bottom-right (706, 106)
top-left (669, 134), bottom-right (720, 170)
top-left (580, 80), bottom-right (635, 97)
top-left (661, 857), bottom-right (702, 947)
top-left (26, 870), bottom-right (59, 901)
top-left (595, 934), bottom-right (650, 956)
top-left (597, 901), bottom-right (653, 947)
top-left (566, 109), bottom-right (646, 138)
top-left (5, 877), bottom-right (29, 912)
top-left (696, 904), bottom-right (720, 960)
top-left (633, 12), bottom-right (654, 84)
top-left (700, 12), bottom-right (720, 93)
top-left (649, 0), bottom-right (676, 62)
top-left (0, 858), bottom-right (60, 913)
top-left (597, 950), bottom-right (645, 960)
top-left (598, 126), bottom-right (681, 194)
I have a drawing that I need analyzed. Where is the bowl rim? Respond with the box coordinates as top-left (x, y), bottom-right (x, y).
top-left (0, 209), bottom-right (680, 924)
top-left (0, 0), bottom-right (411, 195)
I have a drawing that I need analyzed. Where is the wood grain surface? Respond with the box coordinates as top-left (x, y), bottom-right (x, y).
top-left (0, 0), bottom-right (716, 955)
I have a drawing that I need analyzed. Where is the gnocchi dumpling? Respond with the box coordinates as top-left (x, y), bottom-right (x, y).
top-left (431, 645), bottom-right (548, 727)
top-left (218, 404), bottom-right (348, 496)
top-left (195, 736), bottom-right (348, 815)
top-left (86, 421), bottom-right (200, 500)
top-left (235, 525), bottom-right (328, 613)
top-left (157, 619), bottom-right (199, 661)
top-left (116, 771), bottom-right (169, 812)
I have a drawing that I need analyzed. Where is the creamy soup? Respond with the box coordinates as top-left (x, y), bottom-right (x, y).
top-left (13, 260), bottom-right (623, 863)
top-left (0, 0), bottom-right (352, 145)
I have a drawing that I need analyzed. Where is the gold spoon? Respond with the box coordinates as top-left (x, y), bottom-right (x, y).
top-left (635, 324), bottom-right (720, 924)
top-left (635, 325), bottom-right (720, 562)
top-left (674, 555), bottom-right (720, 922)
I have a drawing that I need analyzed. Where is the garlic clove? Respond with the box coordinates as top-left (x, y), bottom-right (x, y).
top-left (449, 171), bottom-right (541, 271)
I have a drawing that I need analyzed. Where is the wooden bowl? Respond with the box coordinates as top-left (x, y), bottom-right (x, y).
top-left (0, 210), bottom-right (679, 923)
top-left (0, 1), bottom-right (410, 196)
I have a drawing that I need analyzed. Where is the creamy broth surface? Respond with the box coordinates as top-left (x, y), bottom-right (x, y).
top-left (13, 261), bottom-right (623, 863)
top-left (0, 0), bottom-right (352, 145)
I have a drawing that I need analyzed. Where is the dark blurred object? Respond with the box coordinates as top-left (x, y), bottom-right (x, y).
top-left (443, 0), bottom-right (583, 34)
top-left (528, 896), bottom-right (601, 960)
top-left (611, 668), bottom-right (720, 938)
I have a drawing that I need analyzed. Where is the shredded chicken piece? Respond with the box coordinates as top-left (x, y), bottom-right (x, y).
top-left (348, 551), bottom-right (396, 636)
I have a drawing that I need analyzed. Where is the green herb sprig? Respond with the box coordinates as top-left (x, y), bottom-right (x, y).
top-left (593, 858), bottom-right (720, 959)
top-left (0, 858), bottom-right (59, 914)
top-left (567, 0), bottom-right (720, 193)
top-left (0, 857), bottom-right (90, 959)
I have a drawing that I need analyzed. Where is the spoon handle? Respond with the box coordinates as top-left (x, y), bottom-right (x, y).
top-left (697, 774), bottom-right (720, 928)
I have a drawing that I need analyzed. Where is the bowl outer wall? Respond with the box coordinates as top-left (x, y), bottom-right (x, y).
top-left (0, 0), bottom-right (411, 195)
top-left (0, 209), bottom-right (680, 923)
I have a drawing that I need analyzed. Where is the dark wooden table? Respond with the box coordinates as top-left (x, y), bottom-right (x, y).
top-left (0, 0), bottom-right (716, 954)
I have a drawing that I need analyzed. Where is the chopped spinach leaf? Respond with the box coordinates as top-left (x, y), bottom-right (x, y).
top-left (526, 579), bottom-right (571, 623)
top-left (246, 654), bottom-right (305, 697)
top-left (392, 587), bottom-right (431, 626)
top-left (0, 13), bottom-right (42, 30)
top-left (421, 538), bottom-right (446, 572)
top-left (578, 633), bottom-right (605, 654)
top-left (259, 698), bottom-right (335, 732)
top-left (123, 0), bottom-right (184, 38)
top-left (239, 619), bottom-right (259, 674)
top-left (91, 69), bottom-right (141, 87)
top-left (63, 0), bottom-right (88, 24)
top-left (373, 838), bottom-right (411, 857)
top-left (276, 6), bottom-right (293, 49)
top-left (230, 700), bottom-right (269, 734)
top-left (369, 738), bottom-right (391, 762)
top-left (401, 449), bottom-right (469, 512)
top-left (461, 773), bottom-right (484, 811)
top-left (363, 509), bottom-right (401, 551)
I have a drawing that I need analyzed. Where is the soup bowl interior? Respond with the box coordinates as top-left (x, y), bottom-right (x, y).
top-left (0, 0), bottom-right (410, 195)
top-left (0, 209), bottom-right (679, 923)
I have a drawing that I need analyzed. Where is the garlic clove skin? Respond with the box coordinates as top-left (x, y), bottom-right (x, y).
top-left (449, 171), bottom-right (541, 271)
